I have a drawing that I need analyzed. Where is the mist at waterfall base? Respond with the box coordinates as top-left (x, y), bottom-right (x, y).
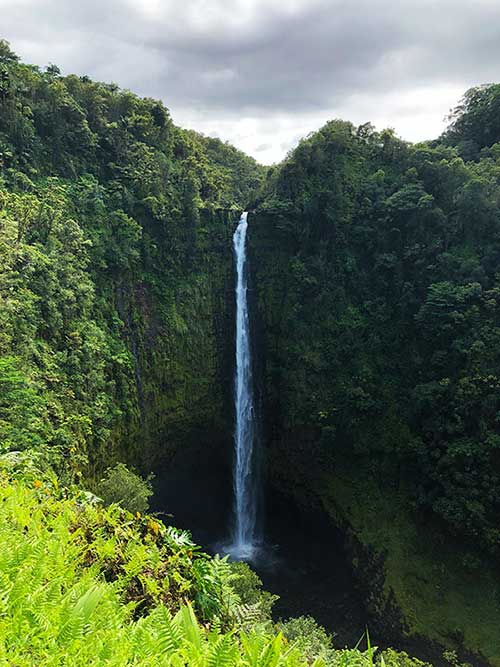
top-left (151, 446), bottom-right (367, 645)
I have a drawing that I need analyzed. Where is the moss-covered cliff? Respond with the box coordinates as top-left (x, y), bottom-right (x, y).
top-left (101, 206), bottom-right (237, 470)
top-left (4, 38), bottom-right (500, 666)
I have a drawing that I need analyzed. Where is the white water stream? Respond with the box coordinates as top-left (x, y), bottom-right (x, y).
top-left (228, 211), bottom-right (258, 559)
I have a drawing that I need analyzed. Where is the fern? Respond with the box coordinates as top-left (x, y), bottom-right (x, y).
top-left (58, 585), bottom-right (105, 643)
top-left (233, 602), bottom-right (268, 630)
top-left (0, 476), bottom-right (425, 667)
top-left (156, 608), bottom-right (184, 654)
top-left (177, 603), bottom-right (203, 649)
top-left (207, 634), bottom-right (238, 667)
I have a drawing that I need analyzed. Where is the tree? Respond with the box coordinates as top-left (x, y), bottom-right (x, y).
top-left (45, 63), bottom-right (61, 77)
top-left (443, 84), bottom-right (500, 156)
top-left (96, 463), bottom-right (153, 513)
top-left (0, 40), bottom-right (19, 65)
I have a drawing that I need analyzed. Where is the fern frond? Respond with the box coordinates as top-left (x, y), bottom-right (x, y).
top-left (58, 585), bottom-right (105, 643)
top-left (156, 608), bottom-right (183, 654)
top-left (176, 603), bottom-right (203, 649)
top-left (207, 634), bottom-right (237, 667)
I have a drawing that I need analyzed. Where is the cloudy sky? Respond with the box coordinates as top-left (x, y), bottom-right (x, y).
top-left (2, 0), bottom-right (500, 164)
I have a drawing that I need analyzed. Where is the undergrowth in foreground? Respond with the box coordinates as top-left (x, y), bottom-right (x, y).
top-left (0, 460), bottom-right (432, 666)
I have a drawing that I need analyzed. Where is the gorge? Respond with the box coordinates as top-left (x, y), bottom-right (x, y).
top-left (2, 40), bottom-right (500, 667)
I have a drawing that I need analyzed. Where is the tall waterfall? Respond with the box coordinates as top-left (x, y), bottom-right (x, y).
top-left (229, 211), bottom-right (258, 559)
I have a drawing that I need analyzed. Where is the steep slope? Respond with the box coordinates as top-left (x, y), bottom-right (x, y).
top-left (0, 39), bottom-right (265, 480)
top-left (0, 451), bottom-right (434, 666)
top-left (249, 112), bottom-right (500, 664)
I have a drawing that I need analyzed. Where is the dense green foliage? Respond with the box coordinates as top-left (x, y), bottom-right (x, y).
top-left (442, 84), bottom-right (500, 159)
top-left (1, 38), bottom-right (499, 666)
top-left (0, 455), bottom-right (428, 666)
top-left (250, 85), bottom-right (500, 664)
top-left (95, 463), bottom-right (154, 514)
top-left (0, 39), bottom-right (265, 478)
top-left (277, 616), bottom-right (336, 664)
top-left (228, 561), bottom-right (279, 627)
top-left (253, 100), bottom-right (500, 555)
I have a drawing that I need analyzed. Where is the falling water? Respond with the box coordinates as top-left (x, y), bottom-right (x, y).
top-left (229, 211), bottom-right (258, 560)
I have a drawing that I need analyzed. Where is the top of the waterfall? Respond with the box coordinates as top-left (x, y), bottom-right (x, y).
top-left (240, 211), bottom-right (248, 222)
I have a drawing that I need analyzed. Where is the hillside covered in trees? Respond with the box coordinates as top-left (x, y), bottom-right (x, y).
top-left (0, 36), bottom-right (264, 481)
top-left (1, 38), bottom-right (500, 666)
top-left (250, 83), bottom-right (500, 664)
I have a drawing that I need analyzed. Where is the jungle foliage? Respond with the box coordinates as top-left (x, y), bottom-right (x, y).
top-left (0, 38), bottom-right (497, 666)
top-left (0, 453), bottom-right (428, 666)
top-left (0, 39), bottom-right (265, 478)
top-left (95, 462), bottom-right (154, 514)
top-left (252, 84), bottom-right (500, 556)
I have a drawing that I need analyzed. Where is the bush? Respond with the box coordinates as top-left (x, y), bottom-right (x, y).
top-left (229, 560), bottom-right (278, 624)
top-left (96, 462), bottom-right (153, 513)
top-left (277, 615), bottom-right (334, 663)
top-left (0, 475), bottom-right (314, 666)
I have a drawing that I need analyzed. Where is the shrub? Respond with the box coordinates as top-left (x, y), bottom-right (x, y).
top-left (229, 560), bottom-right (278, 627)
top-left (95, 462), bottom-right (153, 513)
top-left (277, 615), bottom-right (334, 663)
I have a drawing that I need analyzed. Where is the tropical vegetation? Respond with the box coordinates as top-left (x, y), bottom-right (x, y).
top-left (1, 36), bottom-right (499, 665)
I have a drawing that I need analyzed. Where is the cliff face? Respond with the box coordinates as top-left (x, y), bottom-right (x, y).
top-left (249, 185), bottom-right (500, 665)
top-left (109, 207), bottom-right (237, 470)
top-left (0, 177), bottom-right (239, 480)
top-left (243, 107), bottom-right (500, 665)
top-left (5, 41), bottom-right (500, 666)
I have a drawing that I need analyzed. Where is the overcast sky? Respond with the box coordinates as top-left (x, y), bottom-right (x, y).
top-left (2, 0), bottom-right (500, 164)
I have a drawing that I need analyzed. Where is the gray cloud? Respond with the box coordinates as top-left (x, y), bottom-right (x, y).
top-left (1, 0), bottom-right (500, 163)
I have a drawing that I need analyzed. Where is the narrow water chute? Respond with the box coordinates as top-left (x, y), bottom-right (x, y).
top-left (229, 211), bottom-right (258, 559)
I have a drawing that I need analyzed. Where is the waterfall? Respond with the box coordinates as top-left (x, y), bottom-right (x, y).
top-left (229, 211), bottom-right (259, 559)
